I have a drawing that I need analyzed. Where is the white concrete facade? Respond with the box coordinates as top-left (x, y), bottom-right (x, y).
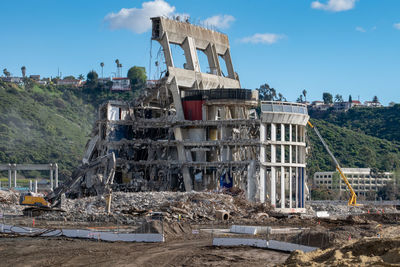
top-left (313, 168), bottom-right (394, 196)
top-left (259, 101), bottom-right (309, 212)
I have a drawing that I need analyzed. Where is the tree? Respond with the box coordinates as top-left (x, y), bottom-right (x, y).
top-left (277, 93), bottom-right (286, 102)
top-left (63, 75), bottom-right (75, 80)
top-left (373, 95), bottom-right (379, 103)
top-left (100, 62), bottom-right (104, 78)
top-left (334, 94), bottom-right (343, 102)
top-left (302, 89), bottom-right (307, 102)
top-left (348, 95), bottom-right (352, 103)
top-left (322, 92), bottom-right (333, 104)
top-left (21, 66), bottom-right (26, 78)
top-left (78, 74), bottom-right (85, 80)
top-left (3, 68), bottom-right (10, 77)
top-left (127, 66), bottom-right (147, 92)
top-left (377, 181), bottom-right (397, 200)
top-left (389, 101), bottom-right (396, 107)
top-left (257, 83), bottom-right (278, 101)
top-left (296, 95), bottom-right (304, 103)
top-left (86, 70), bottom-right (99, 88)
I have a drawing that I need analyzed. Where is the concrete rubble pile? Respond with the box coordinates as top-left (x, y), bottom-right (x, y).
top-left (0, 190), bottom-right (19, 204)
top-left (38, 191), bottom-right (272, 224)
top-left (308, 201), bottom-right (399, 218)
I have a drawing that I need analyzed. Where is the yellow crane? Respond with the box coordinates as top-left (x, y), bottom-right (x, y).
top-left (307, 121), bottom-right (358, 206)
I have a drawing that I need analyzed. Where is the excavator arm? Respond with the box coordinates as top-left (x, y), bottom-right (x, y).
top-left (307, 121), bottom-right (358, 206)
top-left (22, 153), bottom-right (116, 216)
top-left (46, 152), bottom-right (116, 208)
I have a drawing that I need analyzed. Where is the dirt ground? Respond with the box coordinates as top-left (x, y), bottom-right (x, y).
top-left (0, 236), bottom-right (288, 267)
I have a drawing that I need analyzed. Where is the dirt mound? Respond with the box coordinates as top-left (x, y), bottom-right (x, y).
top-left (284, 237), bottom-right (400, 266)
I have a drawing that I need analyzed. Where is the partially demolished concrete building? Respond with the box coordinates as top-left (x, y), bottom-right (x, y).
top-left (82, 17), bottom-right (308, 212)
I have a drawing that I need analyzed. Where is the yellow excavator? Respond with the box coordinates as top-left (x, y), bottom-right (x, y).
top-left (20, 153), bottom-right (116, 216)
top-left (307, 121), bottom-right (359, 206)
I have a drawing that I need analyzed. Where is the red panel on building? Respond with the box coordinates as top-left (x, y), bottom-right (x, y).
top-left (182, 100), bottom-right (204, 121)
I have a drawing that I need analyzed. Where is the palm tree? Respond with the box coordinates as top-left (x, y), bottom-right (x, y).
top-left (100, 62), bottom-right (104, 78)
top-left (302, 89), bottom-right (307, 102)
top-left (115, 59), bottom-right (120, 77)
top-left (21, 66), bottom-right (26, 78)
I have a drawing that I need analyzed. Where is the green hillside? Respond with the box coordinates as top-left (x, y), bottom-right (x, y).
top-left (0, 81), bottom-right (95, 176)
top-left (307, 119), bottom-right (400, 175)
top-left (309, 105), bottom-right (400, 143)
top-left (0, 80), bottom-right (136, 178)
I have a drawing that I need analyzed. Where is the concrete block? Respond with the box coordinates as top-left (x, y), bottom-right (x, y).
top-left (316, 211), bottom-right (330, 218)
top-left (215, 210), bottom-right (229, 221)
top-left (213, 237), bottom-right (318, 253)
top-left (230, 225), bottom-right (258, 235)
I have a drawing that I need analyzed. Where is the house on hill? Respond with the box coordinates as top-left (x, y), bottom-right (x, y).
top-left (57, 79), bottom-right (82, 87)
top-left (364, 101), bottom-right (382, 107)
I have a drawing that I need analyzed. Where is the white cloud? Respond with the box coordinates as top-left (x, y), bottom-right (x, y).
top-left (240, 33), bottom-right (285, 45)
top-left (104, 0), bottom-right (176, 34)
top-left (394, 23), bottom-right (400, 30)
top-left (311, 0), bottom-right (357, 12)
top-left (355, 26), bottom-right (366, 33)
top-left (201, 15), bottom-right (235, 30)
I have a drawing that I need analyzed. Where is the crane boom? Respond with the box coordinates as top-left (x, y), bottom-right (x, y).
top-left (307, 121), bottom-right (358, 206)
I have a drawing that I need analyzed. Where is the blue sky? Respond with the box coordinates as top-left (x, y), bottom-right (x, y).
top-left (1, 0), bottom-right (399, 104)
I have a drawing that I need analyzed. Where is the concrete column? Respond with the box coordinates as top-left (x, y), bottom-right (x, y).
top-left (222, 49), bottom-right (235, 79)
top-left (259, 166), bottom-right (265, 203)
top-left (289, 125), bottom-right (293, 209)
top-left (260, 124), bottom-right (266, 162)
top-left (13, 167), bottom-right (17, 188)
top-left (8, 164), bottom-right (12, 189)
top-left (50, 164), bottom-right (54, 190)
top-left (281, 166), bottom-right (285, 208)
top-left (295, 167), bottom-right (299, 208)
top-left (160, 33), bottom-right (174, 67)
top-left (289, 167), bottom-right (293, 209)
top-left (167, 77), bottom-right (193, 190)
top-left (182, 37), bottom-right (200, 72)
top-left (280, 124), bottom-right (285, 209)
top-left (259, 123), bottom-right (266, 203)
top-left (34, 179), bottom-right (38, 193)
top-left (270, 123), bottom-right (276, 207)
top-left (29, 180), bottom-right (32, 191)
top-left (271, 167), bottom-right (276, 207)
top-left (205, 43), bottom-right (221, 75)
top-left (169, 77), bottom-right (185, 121)
top-left (55, 163), bottom-right (59, 188)
top-left (271, 123), bottom-right (276, 142)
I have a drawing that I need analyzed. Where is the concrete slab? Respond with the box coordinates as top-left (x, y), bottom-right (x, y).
top-left (213, 237), bottom-right (318, 253)
top-left (0, 224), bottom-right (164, 243)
